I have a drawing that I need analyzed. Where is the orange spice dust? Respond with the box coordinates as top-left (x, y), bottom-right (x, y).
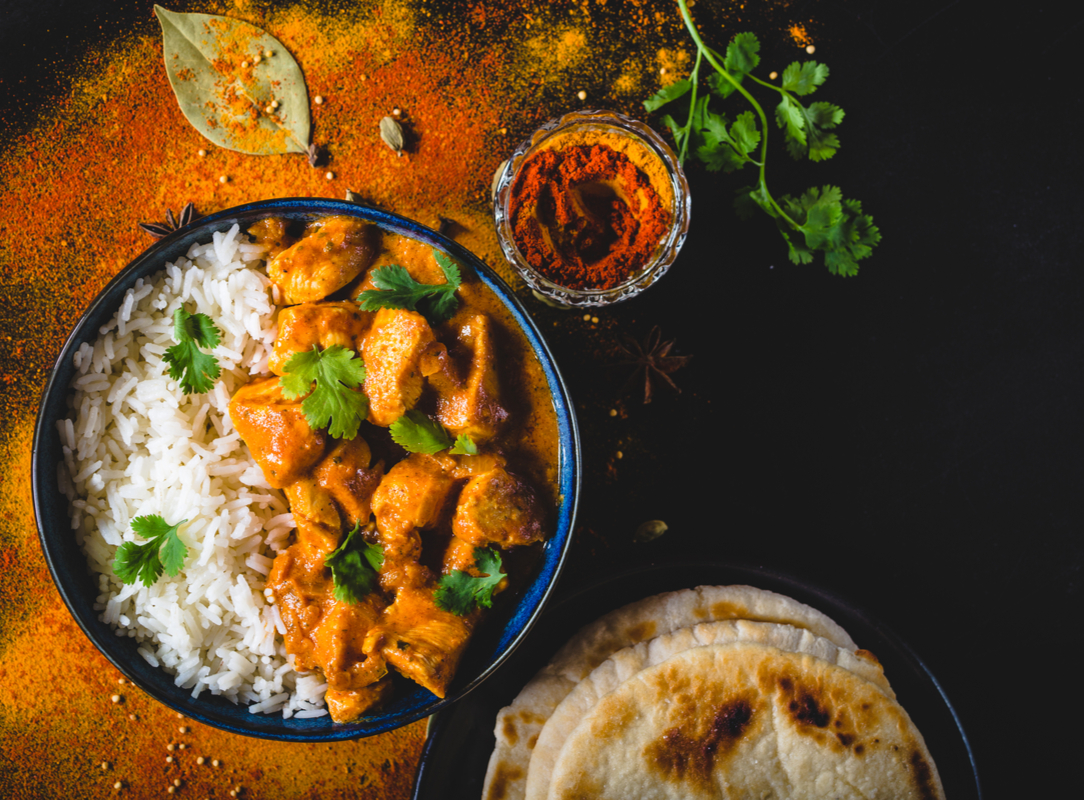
top-left (0, 1), bottom-right (799, 796)
top-left (789, 22), bottom-right (814, 47)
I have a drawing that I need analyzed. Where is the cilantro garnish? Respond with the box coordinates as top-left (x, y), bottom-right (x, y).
top-left (163, 307), bottom-right (221, 394)
top-left (279, 344), bottom-right (368, 440)
top-left (434, 547), bottom-right (505, 616)
top-left (644, 3), bottom-right (880, 276)
top-left (324, 523), bottom-right (384, 605)
top-left (356, 249), bottom-right (462, 324)
top-left (113, 515), bottom-right (189, 587)
top-left (389, 410), bottom-right (477, 455)
top-left (449, 433), bottom-right (478, 456)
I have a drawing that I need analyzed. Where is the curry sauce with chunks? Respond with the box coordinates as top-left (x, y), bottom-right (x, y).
top-left (230, 216), bottom-right (558, 722)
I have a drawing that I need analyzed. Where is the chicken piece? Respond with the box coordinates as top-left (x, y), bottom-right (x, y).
top-left (229, 377), bottom-right (328, 488)
top-left (269, 301), bottom-right (371, 376)
top-left (267, 540), bottom-right (391, 722)
top-left (266, 541), bottom-right (331, 673)
top-left (371, 454), bottom-right (459, 540)
top-left (452, 467), bottom-right (545, 548)
top-left (310, 597), bottom-right (388, 688)
top-left (314, 437), bottom-right (385, 527)
top-left (327, 678), bottom-right (394, 723)
top-left (248, 216), bottom-right (296, 258)
top-left (284, 478), bottom-right (342, 554)
top-left (362, 308), bottom-right (446, 427)
top-left (267, 216), bottom-right (375, 304)
top-left (362, 584), bottom-right (476, 698)
top-left (434, 314), bottom-right (508, 444)
top-left (370, 453), bottom-right (460, 575)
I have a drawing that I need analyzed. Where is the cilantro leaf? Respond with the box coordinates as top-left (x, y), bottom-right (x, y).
top-left (163, 308), bottom-right (221, 394)
top-left (112, 515), bottom-right (189, 587)
top-left (725, 31), bottom-right (761, 76)
top-left (389, 410), bottom-right (454, 454)
top-left (644, 8), bottom-right (880, 276)
top-left (279, 345), bottom-right (368, 440)
top-left (696, 110), bottom-right (760, 173)
top-left (449, 434), bottom-right (478, 456)
top-left (776, 95), bottom-right (808, 160)
top-left (778, 186), bottom-right (880, 275)
top-left (357, 249), bottom-right (462, 324)
top-left (325, 523), bottom-right (384, 605)
top-left (643, 78), bottom-right (692, 112)
top-left (434, 547), bottom-right (506, 616)
top-left (806, 102), bottom-right (845, 162)
top-left (781, 60), bottom-right (829, 96)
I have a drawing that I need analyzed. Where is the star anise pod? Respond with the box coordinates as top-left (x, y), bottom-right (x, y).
top-left (138, 202), bottom-right (200, 238)
top-left (616, 326), bottom-right (692, 404)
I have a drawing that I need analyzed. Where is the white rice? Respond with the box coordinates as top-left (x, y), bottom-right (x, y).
top-left (57, 225), bottom-right (328, 719)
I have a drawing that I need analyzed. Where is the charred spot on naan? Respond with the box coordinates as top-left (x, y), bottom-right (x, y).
top-left (485, 762), bottom-right (525, 800)
top-left (645, 696), bottom-right (756, 787)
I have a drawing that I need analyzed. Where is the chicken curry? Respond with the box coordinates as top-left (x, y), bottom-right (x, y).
top-left (229, 215), bottom-right (558, 722)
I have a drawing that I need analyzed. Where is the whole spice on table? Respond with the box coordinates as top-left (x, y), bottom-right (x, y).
top-left (507, 128), bottom-right (672, 291)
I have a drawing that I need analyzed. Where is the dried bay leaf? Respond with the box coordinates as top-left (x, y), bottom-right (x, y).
top-left (155, 5), bottom-right (310, 155)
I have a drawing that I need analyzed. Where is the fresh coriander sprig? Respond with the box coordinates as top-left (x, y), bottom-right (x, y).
top-left (357, 249), bottom-right (462, 324)
top-left (113, 515), bottom-right (189, 587)
top-left (279, 344), bottom-right (368, 440)
top-left (163, 307), bottom-right (221, 394)
top-left (434, 547), bottom-right (505, 616)
top-left (645, 1), bottom-right (880, 276)
top-left (389, 410), bottom-right (477, 456)
top-left (324, 523), bottom-right (384, 604)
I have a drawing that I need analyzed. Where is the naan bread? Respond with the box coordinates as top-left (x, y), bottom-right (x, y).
top-left (483, 585), bottom-right (861, 800)
top-left (546, 643), bottom-right (944, 800)
top-left (523, 619), bottom-right (892, 800)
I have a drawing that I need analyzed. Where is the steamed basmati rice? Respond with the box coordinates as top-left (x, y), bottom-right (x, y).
top-left (57, 225), bottom-right (327, 718)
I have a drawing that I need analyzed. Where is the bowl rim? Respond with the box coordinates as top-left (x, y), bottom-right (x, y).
top-left (31, 197), bottom-right (581, 741)
top-left (492, 109), bottom-right (692, 307)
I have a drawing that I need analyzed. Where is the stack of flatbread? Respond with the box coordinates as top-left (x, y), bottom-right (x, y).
top-left (482, 585), bottom-right (944, 800)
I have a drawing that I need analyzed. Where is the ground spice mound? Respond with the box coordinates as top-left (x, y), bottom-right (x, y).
top-left (508, 142), bottom-right (671, 291)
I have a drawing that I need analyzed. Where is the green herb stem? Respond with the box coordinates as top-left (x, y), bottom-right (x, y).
top-left (675, 0), bottom-right (796, 227)
top-left (680, 49), bottom-right (703, 164)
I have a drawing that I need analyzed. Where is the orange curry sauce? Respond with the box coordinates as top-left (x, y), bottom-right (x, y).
top-left (229, 216), bottom-right (559, 722)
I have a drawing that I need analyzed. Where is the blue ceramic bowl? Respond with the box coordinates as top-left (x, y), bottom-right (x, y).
top-left (32, 198), bottom-right (580, 741)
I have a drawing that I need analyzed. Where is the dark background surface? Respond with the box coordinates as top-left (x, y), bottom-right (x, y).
top-left (4, 0), bottom-right (1080, 796)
